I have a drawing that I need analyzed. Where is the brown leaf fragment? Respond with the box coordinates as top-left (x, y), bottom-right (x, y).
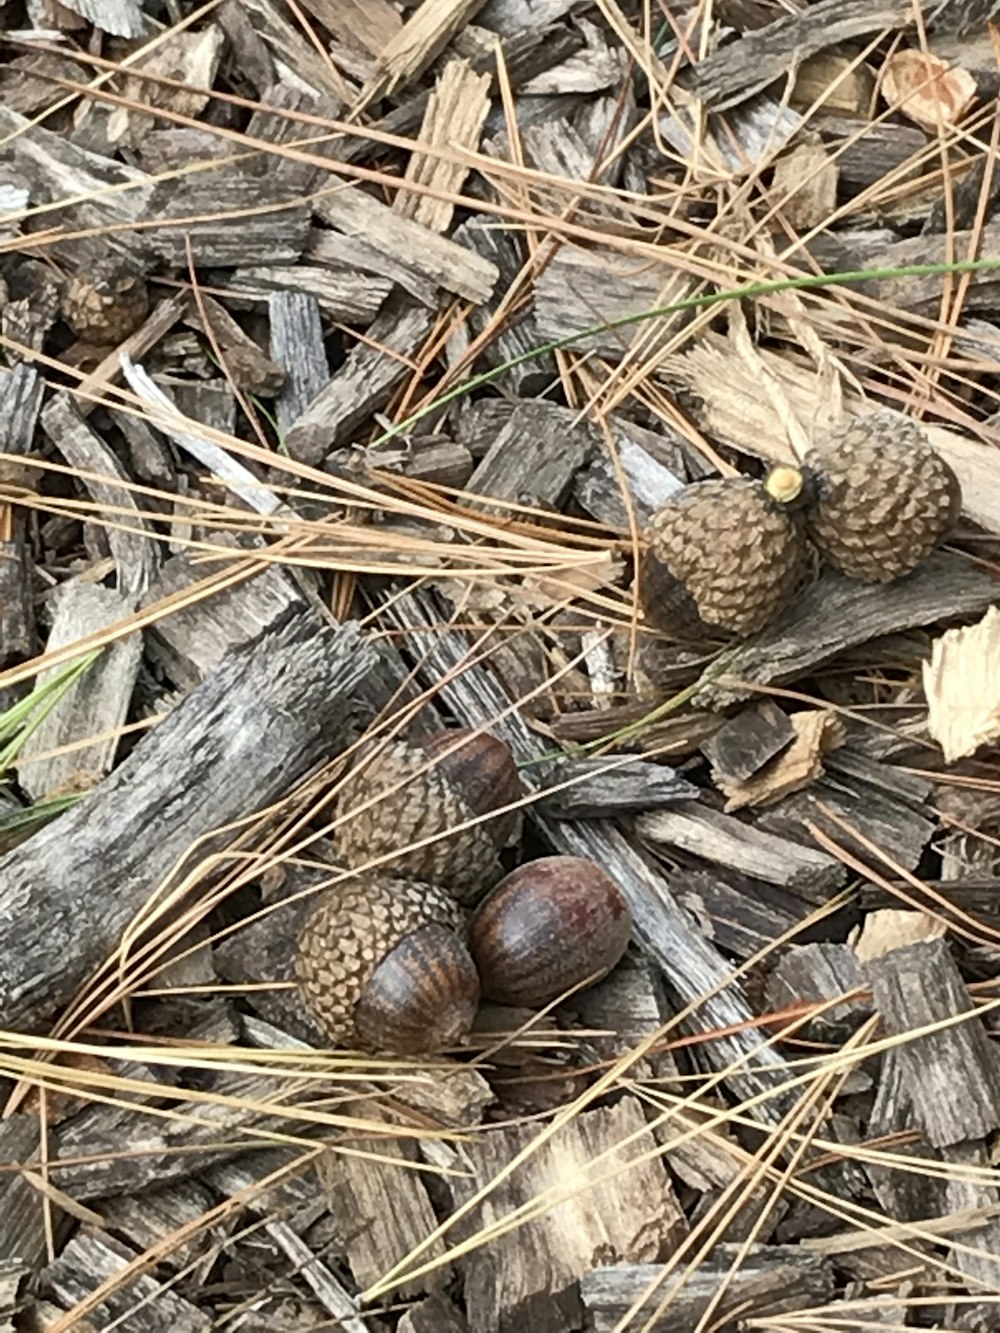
top-left (924, 605), bottom-right (1000, 762)
top-left (720, 710), bottom-right (845, 810)
top-left (881, 49), bottom-right (977, 131)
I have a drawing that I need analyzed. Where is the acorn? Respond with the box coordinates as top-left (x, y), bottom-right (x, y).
top-left (335, 730), bottom-right (522, 905)
top-left (295, 875), bottom-right (479, 1054)
top-left (468, 856), bottom-right (632, 1007)
top-left (641, 467), bottom-right (809, 638)
top-left (803, 413), bottom-right (962, 582)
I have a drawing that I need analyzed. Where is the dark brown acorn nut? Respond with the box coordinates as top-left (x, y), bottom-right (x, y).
top-left (336, 730), bottom-right (522, 905)
top-left (294, 875), bottom-right (479, 1055)
top-left (803, 413), bottom-right (962, 582)
top-left (468, 856), bottom-right (632, 1007)
top-left (641, 468), bottom-right (808, 638)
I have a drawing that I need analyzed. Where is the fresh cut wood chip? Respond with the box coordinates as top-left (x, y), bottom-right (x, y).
top-left (720, 710), bottom-right (845, 811)
top-left (924, 605), bottom-right (1000, 762)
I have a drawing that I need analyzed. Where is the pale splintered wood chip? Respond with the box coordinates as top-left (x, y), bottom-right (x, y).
top-left (924, 605), bottom-right (1000, 761)
top-left (721, 709), bottom-right (845, 811)
top-left (881, 49), bottom-right (976, 132)
top-left (395, 59), bottom-right (491, 232)
top-left (365, 0), bottom-right (489, 99)
top-left (56, 0), bottom-right (146, 38)
top-left (851, 908), bottom-right (946, 963)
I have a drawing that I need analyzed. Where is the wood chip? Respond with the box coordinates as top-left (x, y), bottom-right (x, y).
top-left (0, 619), bottom-right (377, 1033)
top-left (862, 933), bottom-right (1000, 1147)
top-left (17, 583), bottom-right (142, 803)
top-left (366, 0), bottom-right (489, 99)
top-left (881, 48), bottom-right (977, 131)
top-left (448, 1095), bottom-right (687, 1332)
top-left (720, 710), bottom-right (846, 811)
top-left (852, 908), bottom-right (948, 962)
top-left (924, 605), bottom-right (1000, 762)
top-left (395, 59), bottom-right (491, 232)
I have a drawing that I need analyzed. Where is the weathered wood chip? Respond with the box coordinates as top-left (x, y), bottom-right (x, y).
top-left (924, 605), bottom-right (1000, 762)
top-left (720, 710), bottom-right (845, 811)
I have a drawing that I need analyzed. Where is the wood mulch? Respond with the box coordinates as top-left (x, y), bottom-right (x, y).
top-left (1, 0), bottom-right (1000, 1329)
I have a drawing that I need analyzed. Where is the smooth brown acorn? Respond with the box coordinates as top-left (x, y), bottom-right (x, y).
top-left (468, 856), bottom-right (633, 1007)
top-left (295, 875), bottom-right (479, 1055)
top-left (803, 413), bottom-right (962, 581)
top-left (335, 730), bottom-right (523, 905)
top-left (641, 467), bottom-right (809, 638)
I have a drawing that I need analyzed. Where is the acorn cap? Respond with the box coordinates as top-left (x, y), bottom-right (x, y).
top-left (335, 731), bottom-right (522, 905)
top-left (804, 413), bottom-right (962, 582)
top-left (294, 875), bottom-right (478, 1053)
top-left (642, 474), bottom-right (808, 637)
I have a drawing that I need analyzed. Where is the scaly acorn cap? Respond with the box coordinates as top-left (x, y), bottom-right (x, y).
top-left (335, 731), bottom-right (522, 905)
top-left (294, 875), bottom-right (478, 1054)
top-left (803, 413), bottom-right (962, 582)
top-left (641, 470), bottom-right (808, 638)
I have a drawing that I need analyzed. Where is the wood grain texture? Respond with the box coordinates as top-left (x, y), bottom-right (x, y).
top-left (0, 617), bottom-right (376, 1033)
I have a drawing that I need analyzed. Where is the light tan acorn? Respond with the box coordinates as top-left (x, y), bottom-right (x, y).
top-left (803, 413), bottom-right (962, 581)
top-left (295, 875), bottom-right (479, 1054)
top-left (641, 466), bottom-right (809, 637)
top-left (335, 730), bottom-right (522, 905)
top-left (468, 856), bottom-right (632, 1007)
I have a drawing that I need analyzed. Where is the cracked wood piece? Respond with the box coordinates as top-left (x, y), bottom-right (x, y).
top-left (581, 1246), bottom-right (836, 1332)
top-left (448, 1096), bottom-right (686, 1333)
top-left (40, 1227), bottom-right (209, 1331)
top-left (0, 363), bottom-right (44, 664)
top-left (313, 179), bottom-right (498, 304)
top-left (120, 357), bottom-right (286, 518)
top-left (395, 59), bottom-right (490, 232)
top-left (672, 866), bottom-right (816, 961)
top-left (301, 0), bottom-right (401, 54)
top-left (758, 751), bottom-right (936, 873)
top-left (534, 247), bottom-right (695, 359)
top-left (0, 106), bottom-right (152, 251)
top-left (284, 295), bottom-right (436, 465)
top-left (449, 217), bottom-right (554, 397)
top-left (536, 756), bottom-right (698, 819)
top-left (269, 292), bottom-right (329, 436)
top-left (366, 0), bottom-right (490, 99)
top-left (98, 1181), bottom-right (217, 1275)
top-left (0, 1118), bottom-right (47, 1272)
top-left (0, 617), bottom-right (377, 1033)
top-left (466, 399), bottom-right (600, 511)
top-left (183, 294), bottom-right (286, 397)
top-left (636, 801), bottom-right (845, 900)
top-left (863, 936), bottom-right (1000, 1148)
top-left (694, 554), bottom-right (1000, 709)
top-left (371, 19), bottom-right (585, 146)
top-left (688, 0), bottom-right (914, 110)
top-left (701, 700), bottom-right (796, 788)
top-left (381, 588), bottom-right (792, 1112)
top-left (573, 421), bottom-right (685, 531)
top-left (306, 228), bottom-right (438, 306)
top-left (56, 0), bottom-right (146, 37)
top-left (316, 1131), bottom-right (452, 1299)
top-left (18, 583), bottom-right (142, 803)
top-left (227, 264), bottom-right (392, 322)
top-left (207, 1156), bottom-right (371, 1331)
top-left (142, 175), bottom-right (311, 267)
top-left (41, 394), bottom-right (160, 597)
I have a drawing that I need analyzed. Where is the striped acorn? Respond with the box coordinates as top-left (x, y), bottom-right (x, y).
top-left (335, 730), bottom-right (522, 905)
top-left (803, 413), bottom-right (962, 581)
top-left (295, 875), bottom-right (479, 1055)
top-left (641, 466), bottom-right (809, 638)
